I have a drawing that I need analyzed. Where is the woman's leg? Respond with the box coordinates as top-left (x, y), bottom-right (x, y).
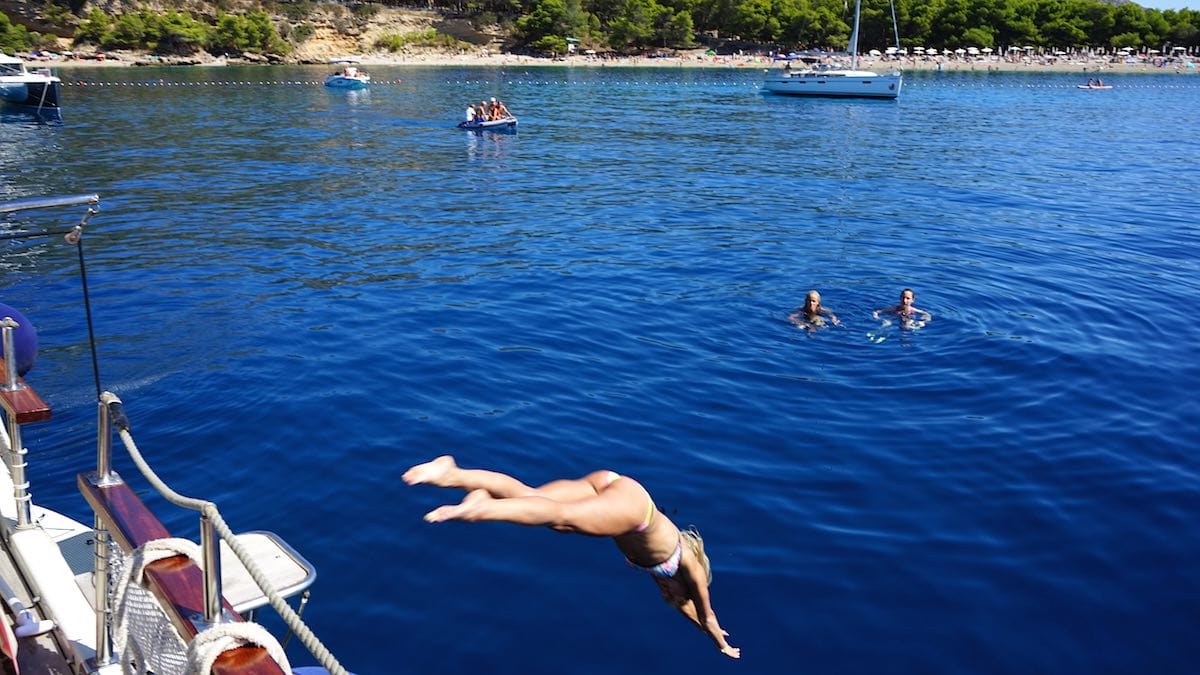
top-left (403, 455), bottom-right (534, 498)
top-left (422, 476), bottom-right (642, 536)
top-left (405, 457), bottom-right (608, 501)
top-left (532, 470), bottom-right (613, 501)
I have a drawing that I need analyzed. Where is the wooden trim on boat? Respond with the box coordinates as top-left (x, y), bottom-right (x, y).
top-left (0, 362), bottom-right (52, 424)
top-left (78, 475), bottom-right (288, 675)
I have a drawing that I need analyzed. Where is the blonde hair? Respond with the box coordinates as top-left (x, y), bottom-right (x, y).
top-left (680, 527), bottom-right (712, 586)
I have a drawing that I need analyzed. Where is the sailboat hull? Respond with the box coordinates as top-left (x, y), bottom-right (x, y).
top-left (762, 71), bottom-right (902, 99)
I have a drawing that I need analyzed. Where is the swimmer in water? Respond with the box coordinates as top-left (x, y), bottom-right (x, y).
top-left (403, 456), bottom-right (740, 658)
top-left (789, 290), bottom-right (840, 330)
top-left (872, 288), bottom-right (931, 328)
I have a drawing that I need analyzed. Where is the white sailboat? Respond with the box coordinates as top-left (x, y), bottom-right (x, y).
top-left (762, 0), bottom-right (903, 99)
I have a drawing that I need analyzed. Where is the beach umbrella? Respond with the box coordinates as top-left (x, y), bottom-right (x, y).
top-left (913, 47), bottom-right (925, 53)
top-left (967, 47), bottom-right (979, 55)
top-left (955, 48), bottom-right (966, 55)
top-left (981, 48), bottom-right (993, 53)
top-left (869, 49), bottom-right (881, 56)
top-left (927, 48), bottom-right (939, 55)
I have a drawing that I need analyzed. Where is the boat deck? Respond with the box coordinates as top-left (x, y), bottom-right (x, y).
top-left (0, 538), bottom-right (75, 674)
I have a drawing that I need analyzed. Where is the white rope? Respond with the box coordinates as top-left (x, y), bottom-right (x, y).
top-left (114, 420), bottom-right (349, 675)
top-left (186, 622), bottom-right (291, 675)
top-left (112, 538), bottom-right (198, 674)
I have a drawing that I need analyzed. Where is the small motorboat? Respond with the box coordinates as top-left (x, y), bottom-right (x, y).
top-left (324, 59), bottom-right (370, 89)
top-left (1076, 84), bottom-right (1113, 89)
top-left (458, 116), bottom-right (518, 131)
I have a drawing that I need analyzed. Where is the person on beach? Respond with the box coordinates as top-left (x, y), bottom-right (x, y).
top-left (789, 290), bottom-right (840, 330)
top-left (403, 455), bottom-right (741, 659)
top-left (873, 288), bottom-right (932, 327)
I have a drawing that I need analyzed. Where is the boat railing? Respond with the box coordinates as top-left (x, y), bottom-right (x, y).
top-left (1, 194), bottom-right (349, 674)
top-left (81, 389), bottom-right (348, 672)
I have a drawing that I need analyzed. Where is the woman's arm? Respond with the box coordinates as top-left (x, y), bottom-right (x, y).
top-left (678, 556), bottom-right (740, 658)
top-left (821, 307), bottom-right (840, 325)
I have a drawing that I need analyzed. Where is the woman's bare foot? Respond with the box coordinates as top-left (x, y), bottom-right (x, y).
top-left (403, 455), bottom-right (457, 486)
top-left (425, 489), bottom-right (491, 523)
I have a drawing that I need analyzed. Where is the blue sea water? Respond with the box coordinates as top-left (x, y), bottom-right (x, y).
top-left (3, 66), bottom-right (1200, 674)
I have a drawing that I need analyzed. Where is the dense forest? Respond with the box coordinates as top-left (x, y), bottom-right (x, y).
top-left (1, 0), bottom-right (1197, 58)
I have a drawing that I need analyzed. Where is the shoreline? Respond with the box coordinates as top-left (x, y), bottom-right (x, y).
top-left (33, 51), bottom-right (1197, 75)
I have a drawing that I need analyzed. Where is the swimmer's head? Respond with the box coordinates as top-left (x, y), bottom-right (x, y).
top-left (900, 288), bottom-right (915, 306)
top-left (805, 290), bottom-right (821, 310)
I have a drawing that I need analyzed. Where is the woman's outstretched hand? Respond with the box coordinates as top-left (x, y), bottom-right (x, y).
top-left (709, 622), bottom-right (741, 658)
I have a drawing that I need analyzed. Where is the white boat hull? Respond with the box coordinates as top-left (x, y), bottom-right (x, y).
top-left (763, 70), bottom-right (902, 99)
top-left (0, 66), bottom-right (61, 111)
top-left (324, 74), bottom-right (370, 89)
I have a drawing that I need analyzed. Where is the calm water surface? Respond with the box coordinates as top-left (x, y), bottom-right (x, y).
top-left (3, 66), bottom-right (1200, 674)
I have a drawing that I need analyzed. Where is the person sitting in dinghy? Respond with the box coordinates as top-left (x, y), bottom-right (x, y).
top-left (404, 455), bottom-right (740, 659)
top-left (491, 97), bottom-right (511, 119)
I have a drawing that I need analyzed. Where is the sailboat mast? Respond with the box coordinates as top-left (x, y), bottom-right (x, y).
top-left (849, 0), bottom-right (862, 70)
top-left (889, 0), bottom-right (900, 50)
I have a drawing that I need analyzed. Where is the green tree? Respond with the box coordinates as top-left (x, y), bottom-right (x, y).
top-left (1110, 3), bottom-right (1151, 48)
top-left (210, 11), bottom-right (287, 54)
top-left (155, 11), bottom-right (211, 54)
top-left (106, 12), bottom-right (149, 50)
top-left (73, 9), bottom-right (112, 46)
top-left (993, 0), bottom-right (1042, 48)
top-left (1, 12), bottom-right (36, 53)
top-left (659, 8), bottom-right (695, 45)
top-left (1040, 19), bottom-right (1085, 47)
top-left (517, 0), bottom-right (569, 49)
top-left (961, 25), bottom-right (994, 48)
top-left (608, 0), bottom-right (665, 49)
top-left (731, 0), bottom-right (780, 42)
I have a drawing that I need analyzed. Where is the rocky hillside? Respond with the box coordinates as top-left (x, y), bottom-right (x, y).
top-left (2, 1), bottom-right (511, 63)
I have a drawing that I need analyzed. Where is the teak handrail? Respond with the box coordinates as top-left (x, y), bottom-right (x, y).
top-left (0, 361), bottom-right (51, 424)
top-left (79, 475), bottom-right (287, 675)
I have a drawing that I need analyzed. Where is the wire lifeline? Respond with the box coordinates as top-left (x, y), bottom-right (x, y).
top-left (73, 228), bottom-right (105, 401)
